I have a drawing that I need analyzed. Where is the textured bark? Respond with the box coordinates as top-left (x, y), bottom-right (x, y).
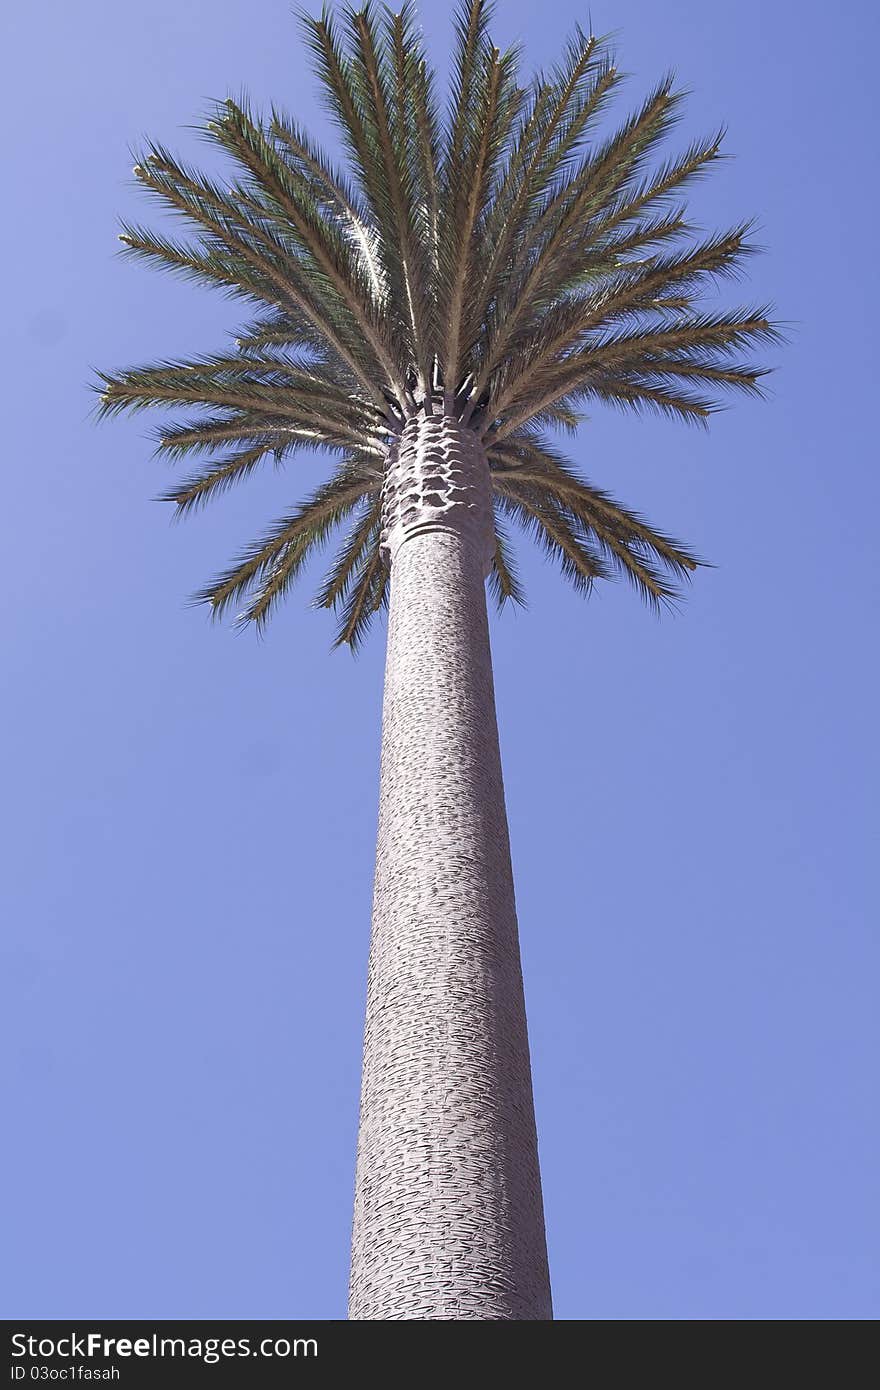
top-left (349, 416), bottom-right (552, 1321)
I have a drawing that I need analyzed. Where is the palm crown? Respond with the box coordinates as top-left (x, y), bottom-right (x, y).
top-left (99, 0), bottom-right (776, 646)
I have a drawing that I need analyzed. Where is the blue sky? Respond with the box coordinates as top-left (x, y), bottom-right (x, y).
top-left (2, 0), bottom-right (877, 1320)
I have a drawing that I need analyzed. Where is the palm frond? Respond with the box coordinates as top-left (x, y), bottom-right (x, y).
top-left (151, 413), bottom-right (303, 458)
top-left (474, 77), bottom-right (683, 391)
top-left (332, 545), bottom-right (388, 650)
top-left (269, 108), bottom-right (386, 300)
top-left (487, 226), bottom-right (757, 423)
top-left (314, 492), bottom-right (384, 610)
top-left (159, 443), bottom-right (282, 515)
top-left (132, 148), bottom-right (386, 401)
top-left (208, 98), bottom-right (406, 395)
top-left (440, 25), bottom-right (523, 393)
top-left (105, 5), bottom-right (777, 641)
top-left (488, 511), bottom-right (527, 609)
top-left (348, 3), bottom-right (434, 391)
top-left (490, 433), bottom-right (699, 608)
top-left (493, 479), bottom-right (610, 594)
top-left (489, 303), bottom-right (777, 440)
top-left (96, 357), bottom-right (385, 451)
top-left (193, 464), bottom-right (377, 628)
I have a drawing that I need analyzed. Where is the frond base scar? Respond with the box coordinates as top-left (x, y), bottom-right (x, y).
top-left (380, 415), bottom-right (495, 576)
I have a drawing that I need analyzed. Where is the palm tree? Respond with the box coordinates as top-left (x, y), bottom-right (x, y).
top-left (100, 0), bottom-right (775, 1321)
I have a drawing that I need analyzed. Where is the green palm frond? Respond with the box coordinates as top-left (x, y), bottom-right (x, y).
top-left (488, 512), bottom-right (527, 610)
top-left (486, 228), bottom-right (759, 425)
top-left (193, 463), bottom-right (380, 629)
top-left (332, 545), bottom-right (388, 650)
top-left (152, 413), bottom-right (305, 459)
top-left (494, 483), bottom-right (611, 594)
top-left (349, 3), bottom-right (436, 391)
top-left (209, 98), bottom-right (407, 393)
top-left (490, 433), bottom-right (699, 609)
top-left (470, 77), bottom-right (683, 392)
top-left (132, 147), bottom-right (388, 399)
top-left (314, 493), bottom-right (383, 611)
top-left (98, 353), bottom-right (386, 449)
top-left (478, 29), bottom-right (614, 297)
top-left (159, 444), bottom-right (284, 515)
top-left (489, 305), bottom-right (778, 440)
top-left (103, 2), bottom-right (777, 643)
top-left (440, 14), bottom-right (523, 394)
top-left (231, 307), bottom-right (342, 358)
top-left (269, 111), bottom-right (386, 301)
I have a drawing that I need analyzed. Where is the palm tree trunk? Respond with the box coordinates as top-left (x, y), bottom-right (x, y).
top-left (348, 415), bottom-right (552, 1321)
